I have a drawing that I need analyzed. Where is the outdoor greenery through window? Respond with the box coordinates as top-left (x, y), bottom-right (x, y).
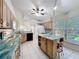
top-left (64, 17), bottom-right (79, 41)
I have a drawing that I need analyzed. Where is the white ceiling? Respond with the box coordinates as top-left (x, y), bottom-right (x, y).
top-left (11, 0), bottom-right (79, 21)
top-left (11, 0), bottom-right (55, 20)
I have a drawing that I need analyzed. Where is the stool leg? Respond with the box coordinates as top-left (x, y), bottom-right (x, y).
top-left (57, 52), bottom-right (60, 59)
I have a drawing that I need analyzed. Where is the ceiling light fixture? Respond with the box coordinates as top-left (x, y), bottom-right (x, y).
top-left (32, 8), bottom-right (45, 16)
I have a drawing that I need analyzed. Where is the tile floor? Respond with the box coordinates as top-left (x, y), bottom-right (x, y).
top-left (20, 41), bottom-right (79, 59)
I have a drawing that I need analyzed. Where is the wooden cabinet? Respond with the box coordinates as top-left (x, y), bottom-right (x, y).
top-left (38, 36), bottom-right (41, 47)
top-left (52, 40), bottom-right (57, 59)
top-left (42, 21), bottom-right (52, 30)
top-left (20, 33), bottom-right (27, 44)
top-left (38, 36), bottom-right (57, 59)
top-left (0, 0), bottom-right (14, 28)
top-left (47, 40), bottom-right (53, 58)
top-left (0, 0), bottom-right (3, 27)
top-left (41, 37), bottom-right (47, 53)
top-left (47, 40), bottom-right (57, 59)
top-left (12, 44), bottom-right (20, 59)
top-left (20, 33), bottom-right (33, 44)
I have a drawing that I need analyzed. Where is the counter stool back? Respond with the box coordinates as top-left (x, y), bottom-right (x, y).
top-left (57, 37), bottom-right (64, 59)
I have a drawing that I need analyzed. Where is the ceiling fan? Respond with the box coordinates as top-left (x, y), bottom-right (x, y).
top-left (31, 0), bottom-right (45, 16)
top-left (31, 8), bottom-right (45, 16)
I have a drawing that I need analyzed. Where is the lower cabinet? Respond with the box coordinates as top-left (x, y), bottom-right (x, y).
top-left (41, 37), bottom-right (47, 53)
top-left (20, 33), bottom-right (27, 44)
top-left (12, 44), bottom-right (20, 59)
top-left (47, 40), bottom-right (57, 59)
top-left (20, 33), bottom-right (33, 44)
top-left (38, 36), bottom-right (57, 59)
top-left (47, 40), bottom-right (53, 58)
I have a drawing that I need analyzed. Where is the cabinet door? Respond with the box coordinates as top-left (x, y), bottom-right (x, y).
top-left (52, 40), bottom-right (57, 59)
top-left (38, 36), bottom-right (41, 47)
top-left (0, 0), bottom-right (3, 27)
top-left (12, 44), bottom-right (20, 59)
top-left (3, 0), bottom-right (7, 27)
top-left (6, 7), bottom-right (11, 28)
top-left (0, 0), bottom-right (13, 28)
top-left (0, 0), bottom-right (3, 19)
top-left (21, 33), bottom-right (27, 44)
top-left (41, 37), bottom-right (47, 53)
top-left (0, 0), bottom-right (1, 18)
top-left (47, 40), bottom-right (53, 58)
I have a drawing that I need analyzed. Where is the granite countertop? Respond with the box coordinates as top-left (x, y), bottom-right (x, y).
top-left (39, 33), bottom-right (61, 40)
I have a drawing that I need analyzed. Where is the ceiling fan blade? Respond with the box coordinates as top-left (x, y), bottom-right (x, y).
top-left (41, 9), bottom-right (44, 11)
top-left (32, 8), bottom-right (36, 11)
top-left (37, 8), bottom-right (39, 11)
top-left (41, 13), bottom-right (44, 15)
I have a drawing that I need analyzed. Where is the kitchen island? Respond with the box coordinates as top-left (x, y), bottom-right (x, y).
top-left (38, 33), bottom-right (60, 59)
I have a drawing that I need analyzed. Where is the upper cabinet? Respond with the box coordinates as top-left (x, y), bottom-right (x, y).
top-left (42, 20), bottom-right (52, 30)
top-left (0, 0), bottom-right (15, 29)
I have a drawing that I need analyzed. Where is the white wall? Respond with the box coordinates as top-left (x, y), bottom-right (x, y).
top-left (15, 18), bottom-right (45, 47)
top-left (68, 9), bottom-right (79, 17)
top-left (33, 24), bottom-right (45, 47)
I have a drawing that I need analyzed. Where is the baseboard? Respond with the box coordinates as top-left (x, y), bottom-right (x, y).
top-left (64, 41), bottom-right (79, 52)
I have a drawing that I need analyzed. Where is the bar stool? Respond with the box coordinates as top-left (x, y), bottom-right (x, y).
top-left (57, 37), bottom-right (64, 59)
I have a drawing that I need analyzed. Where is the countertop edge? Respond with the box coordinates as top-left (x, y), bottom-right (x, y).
top-left (38, 34), bottom-right (61, 40)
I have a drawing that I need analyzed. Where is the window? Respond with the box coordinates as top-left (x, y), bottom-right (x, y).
top-left (64, 17), bottom-right (79, 44)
